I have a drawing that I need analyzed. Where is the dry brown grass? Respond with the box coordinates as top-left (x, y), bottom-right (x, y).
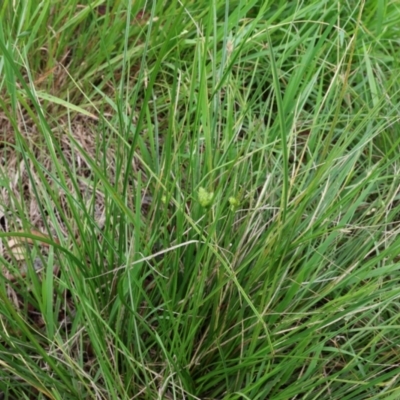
top-left (0, 114), bottom-right (110, 231)
top-left (0, 110), bottom-right (127, 284)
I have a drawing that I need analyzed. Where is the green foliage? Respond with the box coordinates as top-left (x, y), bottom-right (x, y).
top-left (0, 0), bottom-right (400, 398)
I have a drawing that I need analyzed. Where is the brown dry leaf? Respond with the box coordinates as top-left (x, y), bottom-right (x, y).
top-left (7, 230), bottom-right (60, 248)
top-left (7, 242), bottom-right (27, 261)
top-left (3, 230), bottom-right (59, 282)
top-left (34, 66), bottom-right (57, 85)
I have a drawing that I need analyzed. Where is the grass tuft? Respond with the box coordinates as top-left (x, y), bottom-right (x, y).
top-left (1, 0), bottom-right (400, 398)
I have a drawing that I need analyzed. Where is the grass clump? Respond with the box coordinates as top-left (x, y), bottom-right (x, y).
top-left (1, 0), bottom-right (400, 399)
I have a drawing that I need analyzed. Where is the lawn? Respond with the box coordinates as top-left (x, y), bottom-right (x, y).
top-left (1, 0), bottom-right (400, 399)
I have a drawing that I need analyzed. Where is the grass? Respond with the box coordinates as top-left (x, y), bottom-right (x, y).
top-left (1, 0), bottom-right (400, 398)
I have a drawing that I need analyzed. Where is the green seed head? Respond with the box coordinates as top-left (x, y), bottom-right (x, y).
top-left (198, 187), bottom-right (214, 208)
top-left (229, 196), bottom-right (240, 211)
